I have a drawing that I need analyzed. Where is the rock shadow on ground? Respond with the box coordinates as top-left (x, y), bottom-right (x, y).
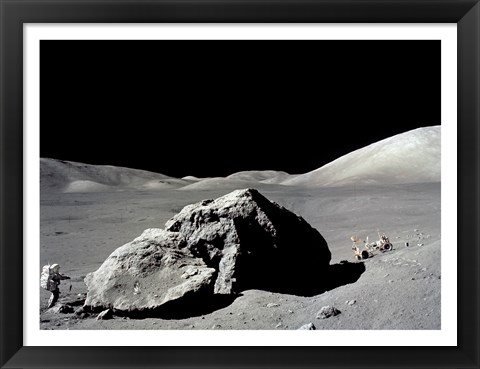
top-left (114, 293), bottom-right (243, 320)
top-left (244, 260), bottom-right (366, 297)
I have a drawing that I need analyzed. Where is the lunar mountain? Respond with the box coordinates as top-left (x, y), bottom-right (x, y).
top-left (282, 125), bottom-right (440, 187)
top-left (40, 158), bottom-right (190, 193)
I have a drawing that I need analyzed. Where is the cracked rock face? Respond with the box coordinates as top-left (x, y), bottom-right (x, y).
top-left (84, 188), bottom-right (331, 313)
top-left (84, 229), bottom-right (216, 312)
top-left (165, 188), bottom-right (331, 294)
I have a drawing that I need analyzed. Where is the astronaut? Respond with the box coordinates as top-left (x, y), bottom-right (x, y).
top-left (40, 263), bottom-right (70, 308)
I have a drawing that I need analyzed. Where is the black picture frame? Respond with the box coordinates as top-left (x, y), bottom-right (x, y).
top-left (1, 1), bottom-right (478, 368)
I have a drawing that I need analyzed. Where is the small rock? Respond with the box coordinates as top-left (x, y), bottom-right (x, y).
top-left (348, 300), bottom-right (356, 306)
top-left (96, 308), bottom-right (113, 320)
top-left (275, 323), bottom-right (283, 328)
top-left (55, 322), bottom-right (61, 326)
top-left (266, 303), bottom-right (280, 308)
top-left (237, 312), bottom-right (244, 316)
top-left (383, 274), bottom-right (389, 278)
top-left (212, 324), bottom-right (221, 329)
top-left (47, 304), bottom-right (74, 314)
top-left (297, 323), bottom-right (316, 330)
top-left (315, 306), bottom-right (340, 319)
top-left (251, 318), bottom-right (255, 321)
top-left (388, 280), bottom-right (394, 283)
top-left (414, 229), bottom-right (419, 232)
top-left (411, 277), bottom-right (415, 280)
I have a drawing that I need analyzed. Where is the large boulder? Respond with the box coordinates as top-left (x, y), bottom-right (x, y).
top-left (84, 188), bottom-right (331, 313)
top-left (84, 229), bottom-right (216, 312)
top-left (165, 188), bottom-right (331, 295)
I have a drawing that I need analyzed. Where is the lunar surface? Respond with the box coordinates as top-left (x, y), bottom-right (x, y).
top-left (39, 126), bottom-right (441, 330)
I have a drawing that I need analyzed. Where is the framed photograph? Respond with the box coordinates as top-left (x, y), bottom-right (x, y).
top-left (1, 1), bottom-right (479, 368)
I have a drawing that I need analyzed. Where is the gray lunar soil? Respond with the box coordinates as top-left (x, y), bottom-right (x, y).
top-left (40, 182), bottom-right (440, 330)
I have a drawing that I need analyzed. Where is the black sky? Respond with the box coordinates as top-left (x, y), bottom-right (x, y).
top-left (40, 40), bottom-right (440, 178)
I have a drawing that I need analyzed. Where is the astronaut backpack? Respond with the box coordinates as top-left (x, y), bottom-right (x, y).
top-left (40, 264), bottom-right (56, 292)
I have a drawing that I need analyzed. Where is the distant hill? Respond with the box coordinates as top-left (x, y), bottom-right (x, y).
top-left (40, 158), bottom-right (188, 193)
top-left (282, 126), bottom-right (441, 187)
top-left (178, 177), bottom-right (254, 191)
top-left (225, 170), bottom-right (295, 184)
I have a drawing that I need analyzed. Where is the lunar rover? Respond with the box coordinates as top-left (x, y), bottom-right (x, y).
top-left (351, 232), bottom-right (393, 260)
